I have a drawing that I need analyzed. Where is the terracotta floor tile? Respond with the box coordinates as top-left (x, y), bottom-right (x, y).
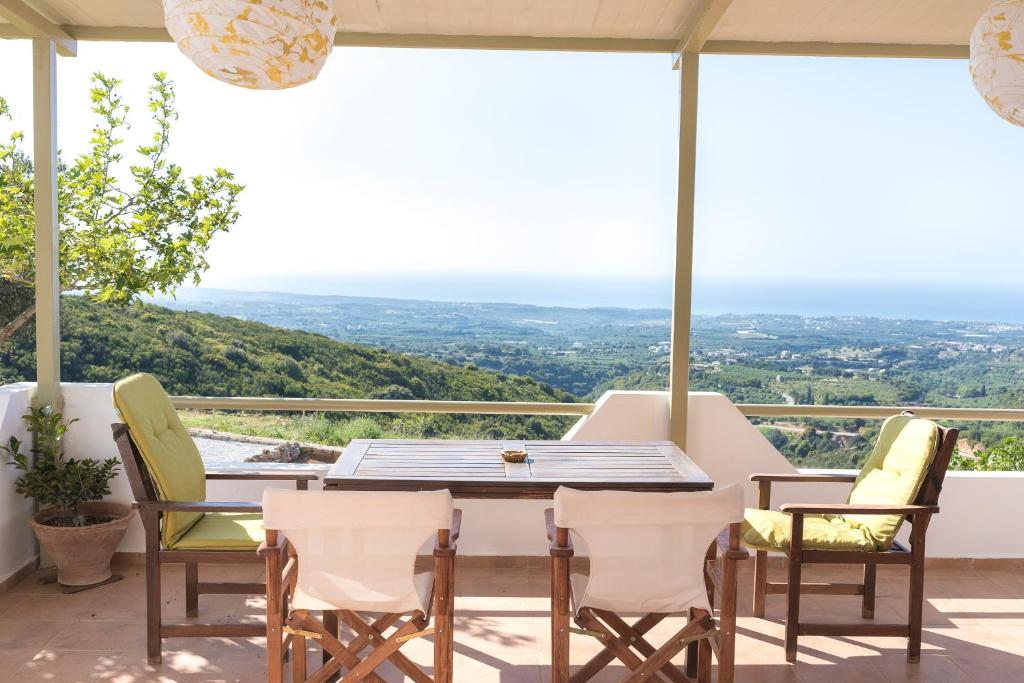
top-left (1, 563), bottom-right (1022, 681)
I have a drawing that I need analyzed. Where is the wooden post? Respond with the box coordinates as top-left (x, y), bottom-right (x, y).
top-left (31, 38), bottom-right (61, 409)
top-left (669, 51), bottom-right (699, 450)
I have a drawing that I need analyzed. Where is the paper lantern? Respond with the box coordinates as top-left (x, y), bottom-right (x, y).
top-left (163, 0), bottom-right (337, 90)
top-left (970, 0), bottom-right (1024, 127)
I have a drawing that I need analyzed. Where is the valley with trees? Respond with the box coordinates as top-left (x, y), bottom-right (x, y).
top-left (2, 71), bottom-right (1022, 471)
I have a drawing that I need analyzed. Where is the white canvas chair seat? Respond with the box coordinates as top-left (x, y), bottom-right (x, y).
top-left (262, 488), bottom-right (453, 614)
top-left (549, 484), bottom-right (748, 683)
top-left (262, 487), bottom-right (459, 683)
top-left (556, 484), bottom-right (745, 616)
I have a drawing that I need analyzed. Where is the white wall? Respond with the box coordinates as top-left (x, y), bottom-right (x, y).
top-left (0, 383), bottom-right (37, 584)
top-left (569, 390), bottom-right (1024, 559)
top-left (2, 383), bottom-right (1023, 586)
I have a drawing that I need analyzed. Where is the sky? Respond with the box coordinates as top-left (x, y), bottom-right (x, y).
top-left (0, 39), bottom-right (1023, 310)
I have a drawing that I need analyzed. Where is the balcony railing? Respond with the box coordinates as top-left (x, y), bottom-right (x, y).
top-left (737, 404), bottom-right (1024, 421)
top-left (170, 395), bottom-right (595, 416)
top-left (170, 395), bottom-right (1024, 422)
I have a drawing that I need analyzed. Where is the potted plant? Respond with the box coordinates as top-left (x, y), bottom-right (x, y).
top-left (2, 405), bottom-right (131, 588)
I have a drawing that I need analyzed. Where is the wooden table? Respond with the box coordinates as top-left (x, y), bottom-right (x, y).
top-left (324, 440), bottom-right (713, 498)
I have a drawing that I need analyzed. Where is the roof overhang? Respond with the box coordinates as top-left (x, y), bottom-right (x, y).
top-left (0, 0), bottom-right (987, 59)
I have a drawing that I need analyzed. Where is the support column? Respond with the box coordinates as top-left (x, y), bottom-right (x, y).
top-left (32, 38), bottom-right (60, 408)
top-left (668, 52), bottom-right (699, 449)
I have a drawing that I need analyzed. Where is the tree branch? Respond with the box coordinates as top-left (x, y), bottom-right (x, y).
top-left (0, 303), bottom-right (36, 345)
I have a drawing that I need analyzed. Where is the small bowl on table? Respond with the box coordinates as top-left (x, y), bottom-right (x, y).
top-left (500, 449), bottom-right (528, 463)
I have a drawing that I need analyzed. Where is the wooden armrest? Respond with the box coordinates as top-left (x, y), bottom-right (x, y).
top-left (545, 508), bottom-right (573, 556)
top-left (257, 533), bottom-right (288, 558)
top-left (134, 500), bottom-right (262, 513)
top-left (751, 473), bottom-right (858, 484)
top-left (205, 471), bottom-right (319, 481)
top-left (715, 528), bottom-right (750, 561)
top-left (434, 509), bottom-right (462, 556)
top-left (779, 503), bottom-right (939, 516)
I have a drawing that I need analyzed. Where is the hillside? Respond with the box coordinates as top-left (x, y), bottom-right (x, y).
top-left (0, 296), bottom-right (578, 441)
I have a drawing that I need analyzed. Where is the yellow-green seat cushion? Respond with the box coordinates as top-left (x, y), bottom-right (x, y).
top-left (743, 415), bottom-right (940, 553)
top-left (846, 415), bottom-right (939, 549)
top-left (742, 508), bottom-right (876, 552)
top-left (167, 512), bottom-right (264, 551)
top-left (113, 373), bottom-right (207, 547)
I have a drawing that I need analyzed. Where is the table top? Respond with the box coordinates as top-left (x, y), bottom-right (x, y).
top-left (323, 440), bottom-right (713, 499)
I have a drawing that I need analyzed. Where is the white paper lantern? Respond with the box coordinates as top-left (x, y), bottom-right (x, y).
top-left (970, 0), bottom-right (1024, 127)
top-left (163, 0), bottom-right (337, 90)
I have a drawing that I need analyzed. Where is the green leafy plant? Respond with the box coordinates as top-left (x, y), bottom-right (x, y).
top-left (951, 437), bottom-right (1024, 472)
top-left (2, 406), bottom-right (120, 525)
top-left (0, 71), bottom-right (243, 347)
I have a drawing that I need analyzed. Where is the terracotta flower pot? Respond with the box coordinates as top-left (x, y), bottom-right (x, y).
top-left (30, 502), bottom-right (133, 587)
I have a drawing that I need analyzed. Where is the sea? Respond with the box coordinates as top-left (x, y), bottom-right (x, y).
top-left (194, 274), bottom-right (1024, 324)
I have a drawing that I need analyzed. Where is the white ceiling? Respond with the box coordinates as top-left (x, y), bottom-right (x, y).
top-left (0, 0), bottom-right (992, 47)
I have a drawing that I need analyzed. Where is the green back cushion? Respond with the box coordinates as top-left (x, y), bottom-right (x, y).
top-left (845, 415), bottom-right (940, 549)
top-left (113, 373), bottom-right (206, 546)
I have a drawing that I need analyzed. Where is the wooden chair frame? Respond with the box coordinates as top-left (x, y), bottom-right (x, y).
top-left (111, 422), bottom-right (319, 664)
top-left (749, 421), bottom-right (959, 662)
top-left (547, 509), bottom-right (748, 683)
top-left (260, 509), bottom-right (461, 683)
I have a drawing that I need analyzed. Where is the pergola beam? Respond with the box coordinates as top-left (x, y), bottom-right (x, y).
top-left (702, 40), bottom-right (968, 60)
top-left (672, 0), bottom-right (735, 67)
top-left (0, 23), bottom-right (974, 60)
top-left (0, 0), bottom-right (75, 56)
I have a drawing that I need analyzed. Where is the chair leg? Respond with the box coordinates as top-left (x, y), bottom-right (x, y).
top-left (434, 548), bottom-right (455, 683)
top-left (862, 563), bottom-right (877, 619)
top-left (908, 527), bottom-right (927, 662)
top-left (753, 550), bottom-right (768, 617)
top-left (785, 515), bottom-right (805, 663)
top-left (185, 561), bottom-right (199, 618)
top-left (291, 633), bottom-right (307, 682)
top-left (323, 610), bottom-right (338, 666)
top-left (684, 608), bottom-right (699, 679)
top-left (142, 510), bottom-right (162, 664)
top-left (696, 619), bottom-right (713, 683)
top-left (718, 545), bottom-right (740, 683)
top-left (551, 553), bottom-right (571, 683)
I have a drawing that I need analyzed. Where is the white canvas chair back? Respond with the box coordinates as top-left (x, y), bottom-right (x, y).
top-left (262, 488), bottom-right (453, 614)
top-left (554, 484), bottom-right (744, 615)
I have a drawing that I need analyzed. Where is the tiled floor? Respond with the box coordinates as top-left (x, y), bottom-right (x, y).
top-left (0, 560), bottom-right (1021, 682)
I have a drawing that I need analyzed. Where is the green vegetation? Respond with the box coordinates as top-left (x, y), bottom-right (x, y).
top-left (2, 406), bottom-right (120, 524)
top-left (0, 73), bottom-right (241, 347)
top-left (951, 437), bottom-right (1024, 472)
top-left (0, 296), bottom-right (577, 441)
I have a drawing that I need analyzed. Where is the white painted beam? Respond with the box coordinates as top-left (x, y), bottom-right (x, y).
top-left (701, 40), bottom-right (968, 60)
top-left (672, 0), bottom-right (734, 67)
top-left (32, 38), bottom-right (61, 408)
top-left (0, 0), bottom-right (76, 56)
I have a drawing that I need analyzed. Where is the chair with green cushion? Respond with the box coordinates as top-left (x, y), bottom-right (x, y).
top-left (111, 372), bottom-right (318, 664)
top-left (743, 413), bottom-right (958, 663)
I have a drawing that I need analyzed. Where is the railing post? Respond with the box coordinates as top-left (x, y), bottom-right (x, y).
top-left (32, 37), bottom-right (61, 409)
top-left (669, 51), bottom-right (699, 450)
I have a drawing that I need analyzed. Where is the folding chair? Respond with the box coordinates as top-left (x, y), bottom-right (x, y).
top-left (260, 487), bottom-right (461, 683)
top-left (547, 484), bottom-right (746, 683)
